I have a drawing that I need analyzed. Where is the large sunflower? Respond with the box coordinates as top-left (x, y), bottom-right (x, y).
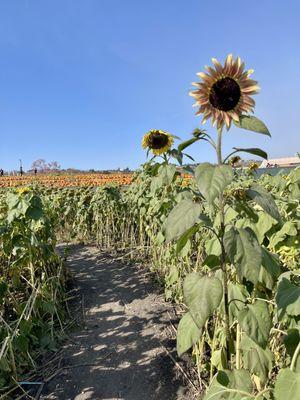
top-left (190, 54), bottom-right (259, 130)
top-left (142, 129), bottom-right (174, 155)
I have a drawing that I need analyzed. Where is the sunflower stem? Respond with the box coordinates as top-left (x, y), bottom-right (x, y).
top-left (216, 128), bottom-right (231, 368)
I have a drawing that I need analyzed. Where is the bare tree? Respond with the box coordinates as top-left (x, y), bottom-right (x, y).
top-left (31, 159), bottom-right (61, 173)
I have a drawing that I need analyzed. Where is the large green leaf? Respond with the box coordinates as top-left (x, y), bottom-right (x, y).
top-left (247, 184), bottom-right (281, 223)
top-left (150, 164), bottom-right (177, 192)
top-left (224, 227), bottom-right (262, 284)
top-left (195, 163), bottom-right (233, 204)
top-left (232, 147), bottom-right (268, 160)
top-left (241, 335), bottom-right (273, 384)
top-left (163, 199), bottom-right (211, 242)
top-left (259, 248), bottom-right (281, 290)
top-left (176, 311), bottom-right (202, 356)
top-left (233, 115), bottom-right (271, 136)
top-left (183, 273), bottom-right (223, 330)
top-left (276, 278), bottom-right (300, 320)
top-left (238, 300), bottom-right (271, 348)
top-left (203, 369), bottom-right (253, 400)
top-left (274, 369), bottom-right (300, 400)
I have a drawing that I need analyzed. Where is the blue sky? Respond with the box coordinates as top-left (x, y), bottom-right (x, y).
top-left (0, 0), bottom-right (299, 171)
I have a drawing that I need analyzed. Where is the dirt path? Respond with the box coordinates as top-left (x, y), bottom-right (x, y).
top-left (41, 245), bottom-right (191, 400)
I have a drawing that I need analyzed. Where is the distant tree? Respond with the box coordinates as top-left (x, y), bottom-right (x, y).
top-left (47, 161), bottom-right (61, 171)
top-left (31, 159), bottom-right (61, 173)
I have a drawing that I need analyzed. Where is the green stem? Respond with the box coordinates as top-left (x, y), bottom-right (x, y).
top-left (236, 323), bottom-right (241, 369)
top-left (216, 129), bottom-right (231, 368)
top-left (291, 341), bottom-right (300, 372)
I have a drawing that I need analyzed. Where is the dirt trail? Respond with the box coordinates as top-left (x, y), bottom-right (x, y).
top-left (41, 245), bottom-right (190, 400)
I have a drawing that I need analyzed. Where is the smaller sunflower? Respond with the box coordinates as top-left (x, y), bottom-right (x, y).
top-left (248, 162), bottom-right (259, 171)
top-left (142, 129), bottom-right (174, 155)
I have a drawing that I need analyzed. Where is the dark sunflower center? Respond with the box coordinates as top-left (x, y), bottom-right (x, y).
top-left (148, 132), bottom-right (169, 149)
top-left (209, 77), bottom-right (241, 111)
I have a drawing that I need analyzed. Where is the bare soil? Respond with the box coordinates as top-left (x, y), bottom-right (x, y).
top-left (40, 245), bottom-right (194, 400)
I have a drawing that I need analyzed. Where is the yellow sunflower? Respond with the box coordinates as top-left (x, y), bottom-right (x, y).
top-left (16, 186), bottom-right (31, 195)
top-left (190, 54), bottom-right (259, 130)
top-left (142, 129), bottom-right (174, 155)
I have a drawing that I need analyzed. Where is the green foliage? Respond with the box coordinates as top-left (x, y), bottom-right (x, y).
top-left (233, 115), bottom-right (271, 136)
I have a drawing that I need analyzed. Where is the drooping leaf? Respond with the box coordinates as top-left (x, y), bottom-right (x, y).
top-left (176, 225), bottom-right (199, 255)
top-left (183, 273), bottom-right (223, 330)
top-left (163, 199), bottom-right (211, 242)
top-left (259, 248), bottom-right (281, 290)
top-left (176, 311), bottom-right (202, 356)
top-left (238, 300), bottom-right (271, 348)
top-left (247, 184), bottom-right (281, 223)
top-left (195, 163), bottom-right (233, 204)
top-left (232, 147), bottom-right (268, 160)
top-left (274, 368), bottom-right (300, 400)
top-left (276, 278), bottom-right (300, 320)
top-left (233, 115), bottom-right (271, 136)
top-left (224, 227), bottom-right (262, 284)
top-left (241, 335), bottom-right (273, 384)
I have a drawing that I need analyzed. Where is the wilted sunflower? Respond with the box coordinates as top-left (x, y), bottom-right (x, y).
top-left (190, 54), bottom-right (259, 130)
top-left (142, 129), bottom-right (174, 155)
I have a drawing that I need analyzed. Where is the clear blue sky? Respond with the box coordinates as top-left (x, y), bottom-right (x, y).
top-left (0, 0), bottom-right (299, 171)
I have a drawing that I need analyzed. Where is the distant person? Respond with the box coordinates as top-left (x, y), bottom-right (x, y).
top-left (20, 166), bottom-right (24, 176)
top-left (34, 168), bottom-right (38, 175)
top-left (0, 169), bottom-right (3, 176)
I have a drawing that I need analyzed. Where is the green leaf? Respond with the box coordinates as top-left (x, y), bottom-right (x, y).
top-left (202, 254), bottom-right (220, 269)
top-left (238, 300), bottom-right (271, 348)
top-left (241, 335), bottom-right (273, 384)
top-left (195, 163), bottom-right (233, 204)
top-left (260, 248), bottom-right (281, 290)
top-left (247, 184), bottom-right (281, 223)
top-left (158, 164), bottom-right (177, 184)
top-left (203, 369), bottom-right (253, 400)
top-left (283, 329), bottom-right (300, 371)
top-left (176, 312), bottom-right (202, 356)
top-left (178, 137), bottom-right (201, 152)
top-left (176, 225), bottom-right (199, 255)
top-left (276, 278), bottom-right (300, 320)
top-left (150, 164), bottom-right (177, 192)
top-left (232, 147), bottom-right (268, 160)
top-left (270, 221), bottom-right (298, 247)
top-left (183, 274), bottom-right (223, 330)
top-left (13, 335), bottom-right (29, 353)
top-left (274, 368), bottom-right (300, 400)
top-left (233, 115), bottom-right (271, 136)
top-left (224, 227), bottom-right (262, 284)
top-left (227, 283), bottom-right (248, 324)
top-left (211, 349), bottom-right (227, 370)
top-left (164, 199), bottom-right (211, 242)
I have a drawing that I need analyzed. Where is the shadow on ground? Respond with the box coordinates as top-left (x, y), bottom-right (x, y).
top-left (41, 245), bottom-right (190, 400)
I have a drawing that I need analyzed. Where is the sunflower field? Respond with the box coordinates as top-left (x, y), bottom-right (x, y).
top-left (1, 54), bottom-right (300, 399)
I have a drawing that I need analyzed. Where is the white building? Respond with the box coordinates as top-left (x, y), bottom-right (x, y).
top-left (260, 157), bottom-right (300, 168)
